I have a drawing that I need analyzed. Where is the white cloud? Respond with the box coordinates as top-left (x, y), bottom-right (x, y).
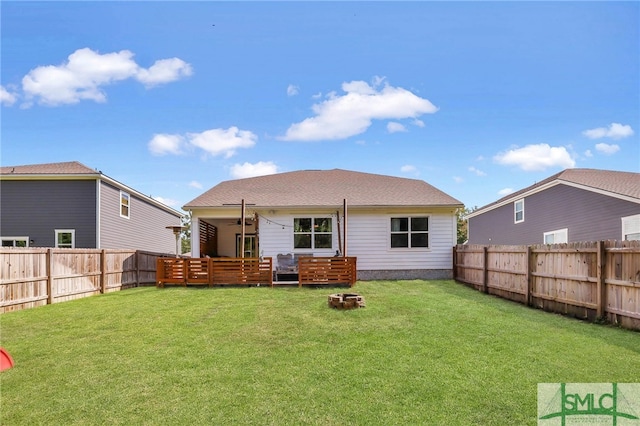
top-left (468, 166), bottom-right (486, 177)
top-left (21, 48), bottom-right (192, 106)
top-left (498, 188), bottom-right (514, 196)
top-left (493, 143), bottom-right (575, 171)
top-left (153, 196), bottom-right (179, 208)
top-left (188, 127), bottom-right (257, 159)
top-left (387, 122), bottom-right (407, 133)
top-left (584, 149), bottom-right (593, 157)
top-left (230, 161), bottom-right (278, 179)
top-left (148, 126), bottom-right (256, 158)
top-left (453, 176), bottom-right (464, 183)
top-left (582, 123), bottom-right (634, 140)
top-left (413, 119), bottom-right (425, 128)
top-left (148, 134), bottom-right (186, 156)
top-left (287, 84), bottom-right (299, 96)
top-left (400, 165), bottom-right (417, 173)
top-left (280, 78), bottom-right (438, 141)
top-left (595, 143), bottom-right (620, 155)
top-left (0, 86), bottom-right (17, 106)
top-left (189, 181), bottom-right (203, 189)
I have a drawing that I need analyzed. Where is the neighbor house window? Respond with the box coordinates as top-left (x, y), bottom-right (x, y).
top-left (120, 191), bottom-right (130, 218)
top-left (622, 214), bottom-right (640, 241)
top-left (514, 199), bottom-right (524, 223)
top-left (293, 218), bottom-right (332, 249)
top-left (543, 228), bottom-right (568, 244)
top-left (55, 230), bottom-right (75, 248)
top-left (1, 237), bottom-right (28, 247)
top-left (391, 217), bottom-right (429, 248)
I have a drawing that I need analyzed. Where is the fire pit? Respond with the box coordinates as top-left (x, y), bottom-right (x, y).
top-left (328, 293), bottom-right (365, 309)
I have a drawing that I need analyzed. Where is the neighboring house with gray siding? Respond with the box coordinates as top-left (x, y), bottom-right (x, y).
top-left (184, 169), bottom-right (463, 280)
top-left (0, 161), bottom-right (183, 253)
top-left (466, 168), bottom-right (640, 245)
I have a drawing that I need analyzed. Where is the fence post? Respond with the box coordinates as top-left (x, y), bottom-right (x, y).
top-left (452, 245), bottom-right (457, 280)
top-left (135, 250), bottom-right (140, 287)
top-left (596, 240), bottom-right (606, 319)
top-left (526, 245), bottom-right (533, 306)
top-left (100, 249), bottom-right (107, 294)
top-left (46, 248), bottom-right (53, 305)
top-left (482, 246), bottom-right (488, 293)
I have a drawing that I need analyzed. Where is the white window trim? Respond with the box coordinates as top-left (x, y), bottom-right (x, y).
top-left (55, 229), bottom-right (75, 248)
top-left (389, 216), bottom-right (430, 250)
top-left (514, 199), bottom-right (525, 224)
top-left (1, 236), bottom-right (29, 247)
top-left (120, 191), bottom-right (130, 219)
top-left (622, 214), bottom-right (640, 241)
top-left (293, 217), bottom-right (333, 251)
top-left (543, 228), bottom-right (568, 244)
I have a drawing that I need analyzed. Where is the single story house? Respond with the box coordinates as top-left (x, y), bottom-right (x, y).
top-left (183, 169), bottom-right (463, 280)
top-left (465, 168), bottom-right (640, 245)
top-left (0, 161), bottom-right (184, 253)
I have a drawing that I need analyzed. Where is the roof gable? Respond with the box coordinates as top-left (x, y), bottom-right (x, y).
top-left (468, 168), bottom-right (640, 217)
top-left (184, 169), bottom-right (463, 209)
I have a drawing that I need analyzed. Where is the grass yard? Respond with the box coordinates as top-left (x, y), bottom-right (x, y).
top-left (1, 280), bottom-right (639, 425)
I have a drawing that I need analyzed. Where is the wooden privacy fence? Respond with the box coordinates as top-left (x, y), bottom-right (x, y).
top-left (453, 240), bottom-right (640, 331)
top-left (0, 248), bottom-right (169, 313)
top-left (156, 256), bottom-right (357, 288)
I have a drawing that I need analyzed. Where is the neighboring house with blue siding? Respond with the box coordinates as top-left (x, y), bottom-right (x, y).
top-left (0, 161), bottom-right (183, 253)
top-left (184, 169), bottom-right (463, 280)
top-left (466, 168), bottom-right (640, 245)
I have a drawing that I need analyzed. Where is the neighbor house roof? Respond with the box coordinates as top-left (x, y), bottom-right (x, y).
top-left (467, 168), bottom-right (640, 218)
top-left (1, 161), bottom-right (183, 217)
top-left (184, 169), bottom-right (463, 209)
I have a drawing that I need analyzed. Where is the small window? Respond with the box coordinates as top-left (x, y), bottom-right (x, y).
top-left (55, 230), bottom-right (75, 248)
top-left (293, 217), bottom-right (332, 249)
top-left (391, 217), bottom-right (429, 248)
top-left (543, 228), bottom-right (567, 244)
top-left (622, 214), bottom-right (640, 241)
top-left (120, 191), bottom-right (130, 218)
top-left (514, 199), bottom-right (524, 223)
top-left (1, 237), bottom-right (28, 247)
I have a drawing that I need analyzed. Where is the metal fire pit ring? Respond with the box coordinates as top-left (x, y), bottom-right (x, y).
top-left (328, 293), bottom-right (365, 309)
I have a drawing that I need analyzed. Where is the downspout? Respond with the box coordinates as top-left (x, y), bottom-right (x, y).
top-left (343, 198), bottom-right (347, 256)
top-left (96, 179), bottom-right (101, 248)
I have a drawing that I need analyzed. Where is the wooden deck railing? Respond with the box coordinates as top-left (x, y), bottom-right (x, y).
top-left (298, 257), bottom-right (357, 287)
top-left (156, 256), bottom-right (357, 288)
top-left (156, 257), bottom-right (273, 287)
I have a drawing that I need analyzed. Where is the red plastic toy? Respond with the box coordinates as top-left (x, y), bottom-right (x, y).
top-left (0, 348), bottom-right (14, 371)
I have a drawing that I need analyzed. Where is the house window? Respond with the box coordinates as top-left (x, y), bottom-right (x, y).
top-left (293, 218), bottom-right (332, 249)
top-left (390, 217), bottom-right (429, 248)
top-left (55, 229), bottom-right (75, 248)
top-left (543, 228), bottom-right (568, 244)
top-left (514, 199), bottom-right (524, 223)
top-left (622, 214), bottom-right (640, 241)
top-left (120, 191), bottom-right (130, 218)
top-left (1, 237), bottom-right (28, 247)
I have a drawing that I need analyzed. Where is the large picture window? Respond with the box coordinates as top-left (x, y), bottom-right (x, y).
top-left (294, 218), bottom-right (332, 249)
top-left (622, 214), bottom-right (640, 241)
top-left (543, 228), bottom-right (567, 244)
top-left (55, 229), bottom-right (75, 248)
top-left (120, 191), bottom-right (130, 218)
top-left (390, 217), bottom-right (429, 248)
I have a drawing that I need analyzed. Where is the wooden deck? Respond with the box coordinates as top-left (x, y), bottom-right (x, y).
top-left (156, 256), bottom-right (356, 287)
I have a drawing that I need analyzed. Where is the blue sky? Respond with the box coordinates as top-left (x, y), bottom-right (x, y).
top-left (2, 1), bottom-right (638, 212)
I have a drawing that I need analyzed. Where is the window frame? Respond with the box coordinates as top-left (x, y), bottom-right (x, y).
top-left (622, 214), bottom-right (640, 241)
top-left (55, 229), bottom-right (75, 248)
top-left (1, 237), bottom-right (29, 247)
top-left (293, 217), bottom-right (333, 250)
top-left (514, 199), bottom-right (524, 224)
top-left (543, 228), bottom-right (568, 245)
top-left (390, 216), bottom-right (430, 249)
top-left (120, 191), bottom-right (130, 219)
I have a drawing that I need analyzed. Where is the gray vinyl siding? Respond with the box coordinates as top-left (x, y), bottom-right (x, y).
top-left (0, 180), bottom-right (97, 247)
top-left (99, 181), bottom-right (180, 253)
top-left (468, 184), bottom-right (640, 245)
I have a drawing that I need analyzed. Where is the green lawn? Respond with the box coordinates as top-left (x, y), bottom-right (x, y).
top-left (1, 280), bottom-right (639, 425)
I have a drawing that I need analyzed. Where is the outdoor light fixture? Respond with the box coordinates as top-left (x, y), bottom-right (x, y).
top-left (166, 225), bottom-right (186, 257)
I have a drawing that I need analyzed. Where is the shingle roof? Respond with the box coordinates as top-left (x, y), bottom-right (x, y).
top-left (471, 168), bottom-right (640, 215)
top-left (0, 161), bottom-right (98, 176)
top-left (184, 169), bottom-right (463, 209)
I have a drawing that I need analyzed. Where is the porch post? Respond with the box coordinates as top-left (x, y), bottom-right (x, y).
top-left (191, 216), bottom-right (200, 258)
top-left (240, 199), bottom-right (246, 258)
top-left (343, 198), bottom-right (348, 256)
